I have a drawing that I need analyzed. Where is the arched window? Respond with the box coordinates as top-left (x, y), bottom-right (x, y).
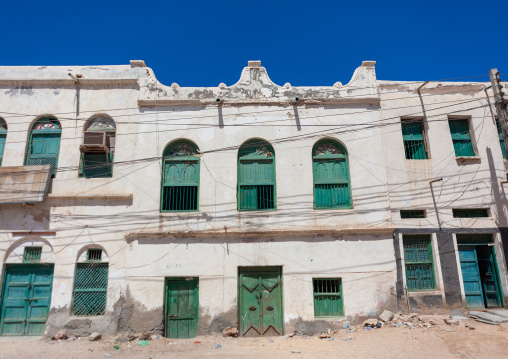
top-left (238, 139), bottom-right (276, 211)
top-left (80, 116), bottom-right (116, 178)
top-left (161, 140), bottom-right (200, 212)
top-left (0, 118), bottom-right (7, 166)
top-left (26, 117), bottom-right (61, 177)
top-left (312, 139), bottom-right (352, 209)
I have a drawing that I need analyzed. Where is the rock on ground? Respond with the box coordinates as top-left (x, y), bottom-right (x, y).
top-left (379, 310), bottom-right (394, 323)
top-left (445, 318), bottom-right (460, 326)
top-left (88, 332), bottom-right (101, 341)
top-left (52, 330), bottom-right (68, 340)
top-left (223, 327), bottom-right (239, 337)
top-left (363, 319), bottom-right (378, 327)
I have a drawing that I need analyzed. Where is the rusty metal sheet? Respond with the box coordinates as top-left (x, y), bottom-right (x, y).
top-left (0, 165), bottom-right (52, 204)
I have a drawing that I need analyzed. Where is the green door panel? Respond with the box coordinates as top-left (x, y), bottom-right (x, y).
top-left (477, 247), bottom-right (502, 308)
top-left (0, 264), bottom-right (54, 336)
top-left (165, 278), bottom-right (198, 339)
top-left (239, 267), bottom-right (283, 337)
top-left (459, 247), bottom-right (485, 309)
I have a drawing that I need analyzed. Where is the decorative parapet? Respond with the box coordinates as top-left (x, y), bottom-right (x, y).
top-left (137, 60), bottom-right (379, 107)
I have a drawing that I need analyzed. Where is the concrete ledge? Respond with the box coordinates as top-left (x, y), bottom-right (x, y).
top-left (455, 156), bottom-right (481, 161)
top-left (47, 193), bottom-right (133, 201)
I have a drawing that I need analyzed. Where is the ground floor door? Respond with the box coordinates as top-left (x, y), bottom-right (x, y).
top-left (164, 278), bottom-right (198, 339)
top-left (458, 245), bottom-right (502, 309)
top-left (0, 264), bottom-right (54, 335)
top-left (238, 266), bottom-right (283, 337)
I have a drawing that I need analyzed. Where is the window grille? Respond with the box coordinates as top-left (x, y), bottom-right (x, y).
top-left (161, 140), bottom-right (200, 212)
top-left (452, 208), bottom-right (489, 218)
top-left (403, 235), bottom-right (436, 291)
top-left (0, 119), bottom-right (6, 167)
top-left (23, 247), bottom-right (42, 263)
top-left (87, 248), bottom-right (103, 262)
top-left (456, 234), bottom-right (494, 245)
top-left (81, 153), bottom-right (113, 178)
top-left (496, 118), bottom-right (507, 159)
top-left (401, 120), bottom-right (428, 160)
top-left (238, 140), bottom-right (276, 211)
top-left (400, 210), bottom-right (426, 219)
top-left (313, 279), bottom-right (343, 317)
top-left (312, 140), bottom-right (352, 209)
top-left (448, 119), bottom-right (475, 157)
top-left (73, 262), bottom-right (108, 316)
top-left (26, 118), bottom-right (61, 177)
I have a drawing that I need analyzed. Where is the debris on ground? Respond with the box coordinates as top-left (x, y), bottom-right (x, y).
top-left (363, 318), bottom-right (378, 327)
top-left (445, 318), bottom-right (460, 326)
top-left (223, 327), bottom-right (239, 337)
top-left (379, 310), bottom-right (394, 323)
top-left (317, 333), bottom-right (331, 339)
top-left (88, 332), bottom-right (101, 341)
top-left (136, 340), bottom-right (149, 346)
top-left (52, 330), bottom-right (68, 340)
top-left (193, 341), bottom-right (202, 344)
top-left (469, 310), bottom-right (508, 325)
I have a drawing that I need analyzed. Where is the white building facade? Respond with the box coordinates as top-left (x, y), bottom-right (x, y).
top-left (0, 60), bottom-right (506, 337)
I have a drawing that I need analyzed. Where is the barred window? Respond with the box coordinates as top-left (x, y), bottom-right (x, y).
top-left (23, 247), bottom-right (42, 263)
top-left (403, 235), bottom-right (436, 291)
top-left (401, 119), bottom-right (428, 160)
top-left (313, 278), bottom-right (343, 317)
top-left (73, 249), bottom-right (108, 316)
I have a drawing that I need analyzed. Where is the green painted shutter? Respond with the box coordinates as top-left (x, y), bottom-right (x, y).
top-left (0, 132), bottom-right (6, 166)
top-left (73, 262), bottom-right (108, 316)
top-left (27, 132), bottom-right (61, 176)
top-left (313, 279), bottom-right (343, 317)
top-left (401, 120), bottom-right (427, 159)
top-left (403, 235), bottom-right (436, 291)
top-left (449, 119), bottom-right (475, 157)
top-left (238, 141), bottom-right (276, 211)
top-left (496, 119), bottom-right (507, 159)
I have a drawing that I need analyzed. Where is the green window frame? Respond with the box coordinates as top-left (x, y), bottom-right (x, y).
top-left (400, 210), bottom-right (426, 219)
top-left (403, 235), bottom-right (436, 291)
top-left (0, 119), bottom-right (7, 167)
top-left (161, 140), bottom-right (200, 212)
top-left (312, 139), bottom-right (352, 209)
top-left (313, 278), bottom-right (343, 317)
top-left (23, 246), bottom-right (42, 263)
top-left (26, 117), bottom-right (62, 177)
top-left (238, 139), bottom-right (276, 211)
top-left (448, 119), bottom-right (475, 157)
top-left (496, 118), bottom-right (507, 160)
top-left (79, 117), bottom-right (116, 178)
top-left (73, 249), bottom-right (108, 316)
top-left (401, 119), bottom-right (428, 160)
top-left (452, 208), bottom-right (489, 218)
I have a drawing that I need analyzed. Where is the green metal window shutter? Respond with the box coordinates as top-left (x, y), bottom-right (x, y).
top-left (403, 235), bottom-right (436, 291)
top-left (452, 208), bottom-right (489, 218)
top-left (238, 140), bottom-right (276, 211)
top-left (448, 119), bottom-right (475, 157)
top-left (401, 120), bottom-right (428, 160)
top-left (26, 118), bottom-right (62, 177)
top-left (161, 141), bottom-right (200, 212)
top-left (23, 247), bottom-right (42, 263)
top-left (496, 119), bottom-right (507, 159)
top-left (312, 140), bottom-right (352, 209)
top-left (81, 153), bottom-right (113, 178)
top-left (0, 133), bottom-right (6, 166)
top-left (313, 279), bottom-right (343, 317)
top-left (73, 262), bottom-right (109, 316)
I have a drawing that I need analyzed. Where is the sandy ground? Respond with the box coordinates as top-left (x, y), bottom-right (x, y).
top-left (1, 320), bottom-right (508, 359)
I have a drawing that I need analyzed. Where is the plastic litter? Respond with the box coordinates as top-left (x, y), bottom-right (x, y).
top-left (346, 329), bottom-right (355, 333)
top-left (268, 338), bottom-right (274, 343)
top-left (364, 326), bottom-right (372, 330)
top-left (135, 340), bottom-right (149, 346)
top-left (290, 350), bottom-right (301, 354)
top-left (193, 341), bottom-right (202, 344)
top-left (104, 354), bottom-right (112, 357)
top-left (342, 338), bottom-right (352, 341)
top-left (114, 345), bottom-right (119, 350)
top-left (344, 325), bottom-right (350, 329)
top-left (376, 322), bottom-right (382, 328)
top-left (215, 344), bottom-right (222, 349)
top-left (327, 337), bottom-right (334, 341)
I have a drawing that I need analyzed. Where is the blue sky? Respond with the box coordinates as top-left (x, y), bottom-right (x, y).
top-left (1, 1), bottom-right (506, 86)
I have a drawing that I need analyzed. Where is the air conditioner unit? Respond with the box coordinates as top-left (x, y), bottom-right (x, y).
top-left (80, 132), bottom-right (108, 153)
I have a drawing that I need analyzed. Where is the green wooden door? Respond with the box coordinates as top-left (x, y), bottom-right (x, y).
top-left (165, 278), bottom-right (198, 339)
top-left (458, 246), bottom-right (485, 309)
top-left (239, 267), bottom-right (283, 337)
top-left (0, 133), bottom-right (6, 166)
top-left (477, 246), bottom-right (503, 308)
top-left (0, 264), bottom-right (54, 335)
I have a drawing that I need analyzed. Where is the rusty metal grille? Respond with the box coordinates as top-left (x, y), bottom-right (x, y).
top-left (23, 246), bottom-right (42, 263)
top-left (73, 262), bottom-right (109, 316)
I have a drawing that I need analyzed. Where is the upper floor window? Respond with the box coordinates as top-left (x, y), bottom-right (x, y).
top-left (79, 116), bottom-right (116, 178)
top-left (161, 140), bottom-right (200, 212)
top-left (26, 117), bottom-right (61, 177)
top-left (312, 139), bottom-right (352, 209)
top-left (238, 139), bottom-right (276, 211)
top-left (0, 118), bottom-right (7, 166)
top-left (401, 119), bottom-right (428, 160)
top-left (496, 118), bottom-right (507, 160)
top-left (448, 119), bottom-right (475, 157)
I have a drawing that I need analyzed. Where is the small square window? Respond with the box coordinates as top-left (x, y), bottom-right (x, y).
top-left (313, 278), bottom-right (343, 317)
top-left (400, 210), bottom-right (426, 219)
top-left (23, 247), bottom-right (42, 263)
top-left (87, 249), bottom-right (102, 262)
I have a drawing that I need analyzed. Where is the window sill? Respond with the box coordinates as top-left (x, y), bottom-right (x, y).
top-left (455, 156), bottom-right (480, 161)
top-left (407, 289), bottom-right (440, 295)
